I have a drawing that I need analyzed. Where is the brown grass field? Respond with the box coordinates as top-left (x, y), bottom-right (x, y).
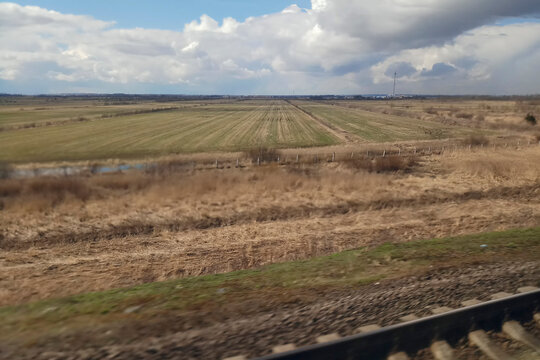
top-left (1, 144), bottom-right (539, 306)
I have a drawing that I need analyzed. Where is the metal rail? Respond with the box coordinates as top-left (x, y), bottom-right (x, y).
top-left (256, 290), bottom-right (540, 360)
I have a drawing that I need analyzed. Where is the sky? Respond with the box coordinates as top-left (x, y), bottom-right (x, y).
top-left (1, 1), bottom-right (540, 95)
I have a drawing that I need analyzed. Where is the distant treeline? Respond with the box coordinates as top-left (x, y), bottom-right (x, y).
top-left (1, 93), bottom-right (539, 103)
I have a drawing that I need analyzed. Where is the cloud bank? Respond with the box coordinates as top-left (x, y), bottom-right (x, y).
top-left (1, 1), bottom-right (539, 94)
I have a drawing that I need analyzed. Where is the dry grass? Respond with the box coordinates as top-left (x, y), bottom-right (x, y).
top-left (1, 146), bottom-right (539, 305)
top-left (442, 148), bottom-right (540, 182)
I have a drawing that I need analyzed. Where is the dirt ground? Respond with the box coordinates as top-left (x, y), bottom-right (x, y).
top-left (1, 145), bottom-right (539, 306)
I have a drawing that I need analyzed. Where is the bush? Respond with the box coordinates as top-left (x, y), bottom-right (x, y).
top-left (525, 113), bottom-right (537, 125)
top-left (245, 147), bottom-right (281, 163)
top-left (0, 162), bottom-right (12, 179)
top-left (463, 135), bottom-right (490, 147)
top-left (424, 107), bottom-right (438, 115)
top-left (28, 177), bottom-right (91, 202)
top-left (0, 180), bottom-right (21, 197)
top-left (344, 155), bottom-right (416, 173)
top-left (374, 156), bottom-right (416, 173)
top-left (456, 112), bottom-right (474, 119)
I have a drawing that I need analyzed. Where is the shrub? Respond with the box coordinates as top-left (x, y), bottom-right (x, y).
top-left (245, 147), bottom-right (281, 163)
top-left (374, 156), bottom-right (416, 173)
top-left (0, 162), bottom-right (12, 179)
top-left (456, 112), bottom-right (474, 119)
top-left (0, 180), bottom-right (21, 197)
top-left (525, 113), bottom-right (537, 125)
top-left (27, 177), bottom-right (91, 202)
top-left (343, 157), bottom-right (373, 171)
top-left (463, 135), bottom-right (490, 147)
top-left (344, 155), bottom-right (416, 173)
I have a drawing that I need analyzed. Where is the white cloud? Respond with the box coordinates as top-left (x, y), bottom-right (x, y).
top-left (0, 1), bottom-right (539, 94)
top-left (371, 23), bottom-right (540, 87)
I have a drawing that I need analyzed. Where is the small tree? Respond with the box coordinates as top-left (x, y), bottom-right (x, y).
top-left (525, 113), bottom-right (537, 125)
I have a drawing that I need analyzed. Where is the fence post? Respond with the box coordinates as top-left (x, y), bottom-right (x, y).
top-left (236, 158), bottom-right (239, 168)
top-left (350, 152), bottom-right (354, 159)
top-left (398, 148), bottom-right (401, 156)
top-left (296, 154), bottom-right (299, 163)
top-left (215, 159), bottom-right (218, 168)
top-left (332, 152), bottom-right (335, 162)
top-left (257, 157), bottom-right (260, 166)
top-left (382, 150), bottom-right (386, 157)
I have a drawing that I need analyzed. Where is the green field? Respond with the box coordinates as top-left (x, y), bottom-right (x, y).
top-left (0, 98), bottom-right (488, 163)
top-left (295, 101), bottom-right (481, 142)
top-left (0, 98), bottom-right (187, 129)
top-left (0, 100), bottom-right (339, 162)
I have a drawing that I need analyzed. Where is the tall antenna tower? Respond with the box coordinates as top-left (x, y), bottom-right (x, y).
top-left (392, 72), bottom-right (397, 98)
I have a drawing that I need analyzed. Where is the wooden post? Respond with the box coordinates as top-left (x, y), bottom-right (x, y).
top-left (236, 158), bottom-right (239, 168)
top-left (257, 157), bottom-right (260, 166)
top-left (382, 150), bottom-right (386, 157)
top-left (296, 154), bottom-right (299, 163)
top-left (277, 156), bottom-right (280, 163)
top-left (215, 159), bottom-right (218, 168)
top-left (414, 147), bottom-right (417, 155)
top-left (332, 152), bottom-right (335, 162)
top-left (350, 152), bottom-right (354, 159)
